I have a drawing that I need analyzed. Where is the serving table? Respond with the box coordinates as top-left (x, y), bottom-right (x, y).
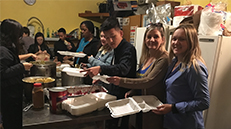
top-left (23, 104), bottom-right (112, 129)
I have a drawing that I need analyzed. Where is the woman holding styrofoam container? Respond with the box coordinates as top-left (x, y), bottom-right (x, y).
top-left (152, 24), bottom-right (210, 129)
top-left (106, 23), bottom-right (169, 129)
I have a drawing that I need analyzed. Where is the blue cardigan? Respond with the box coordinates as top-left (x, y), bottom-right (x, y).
top-left (86, 48), bottom-right (114, 68)
top-left (164, 58), bottom-right (210, 129)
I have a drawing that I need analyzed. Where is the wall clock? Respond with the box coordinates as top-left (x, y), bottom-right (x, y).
top-left (24, 0), bottom-right (36, 6)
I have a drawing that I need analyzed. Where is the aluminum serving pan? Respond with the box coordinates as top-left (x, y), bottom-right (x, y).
top-left (64, 85), bottom-right (108, 97)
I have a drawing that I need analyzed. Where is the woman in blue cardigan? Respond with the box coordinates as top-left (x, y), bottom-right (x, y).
top-left (152, 24), bottom-right (210, 129)
top-left (81, 30), bottom-right (113, 68)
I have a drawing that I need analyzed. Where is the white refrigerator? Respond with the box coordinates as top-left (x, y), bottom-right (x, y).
top-left (198, 35), bottom-right (231, 129)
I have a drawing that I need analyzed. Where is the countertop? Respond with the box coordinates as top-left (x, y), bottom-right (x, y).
top-left (23, 104), bottom-right (112, 129)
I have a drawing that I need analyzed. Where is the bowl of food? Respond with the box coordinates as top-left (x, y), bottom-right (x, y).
top-left (22, 76), bottom-right (55, 102)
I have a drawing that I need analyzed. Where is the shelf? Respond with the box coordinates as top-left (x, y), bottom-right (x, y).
top-left (79, 13), bottom-right (109, 18)
top-left (78, 13), bottom-right (110, 23)
top-left (45, 38), bottom-right (59, 41)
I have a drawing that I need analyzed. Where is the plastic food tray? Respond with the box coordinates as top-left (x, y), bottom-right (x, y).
top-left (62, 92), bottom-right (116, 116)
top-left (62, 67), bottom-right (110, 84)
top-left (92, 75), bottom-right (110, 84)
top-left (57, 51), bottom-right (86, 58)
top-left (105, 95), bottom-right (163, 118)
top-left (62, 67), bottom-right (86, 77)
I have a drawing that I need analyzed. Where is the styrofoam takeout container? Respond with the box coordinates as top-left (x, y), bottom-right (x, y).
top-left (92, 75), bottom-right (110, 84)
top-left (58, 51), bottom-right (86, 57)
top-left (62, 67), bottom-right (86, 77)
top-left (105, 95), bottom-right (163, 118)
top-left (62, 92), bottom-right (116, 116)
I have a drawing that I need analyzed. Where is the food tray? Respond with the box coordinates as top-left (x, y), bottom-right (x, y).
top-left (62, 67), bottom-right (86, 77)
top-left (105, 95), bottom-right (163, 118)
top-left (90, 92), bottom-right (117, 110)
top-left (64, 85), bottom-right (108, 97)
top-left (57, 51), bottom-right (86, 58)
top-left (92, 75), bottom-right (110, 84)
top-left (62, 94), bottom-right (98, 116)
top-left (62, 92), bottom-right (116, 116)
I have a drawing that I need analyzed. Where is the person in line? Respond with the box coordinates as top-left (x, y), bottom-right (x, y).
top-left (152, 24), bottom-right (210, 129)
top-left (0, 19), bottom-right (33, 129)
top-left (20, 27), bottom-right (34, 54)
top-left (106, 23), bottom-right (169, 129)
top-left (27, 32), bottom-right (53, 62)
top-left (80, 30), bottom-right (113, 68)
top-left (53, 28), bottom-right (76, 63)
top-left (82, 17), bottom-right (137, 129)
top-left (74, 20), bottom-right (100, 67)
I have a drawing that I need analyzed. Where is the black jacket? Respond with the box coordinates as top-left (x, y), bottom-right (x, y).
top-left (27, 42), bottom-right (53, 62)
top-left (54, 38), bottom-right (76, 62)
top-left (101, 39), bottom-right (137, 99)
top-left (0, 46), bottom-right (25, 128)
top-left (74, 37), bottom-right (100, 64)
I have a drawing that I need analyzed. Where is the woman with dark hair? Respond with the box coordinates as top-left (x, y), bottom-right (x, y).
top-left (74, 21), bottom-right (100, 66)
top-left (27, 32), bottom-right (53, 61)
top-left (0, 19), bottom-right (33, 129)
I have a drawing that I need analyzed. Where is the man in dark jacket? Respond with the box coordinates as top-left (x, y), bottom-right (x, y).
top-left (82, 17), bottom-right (137, 129)
top-left (53, 28), bottom-right (76, 63)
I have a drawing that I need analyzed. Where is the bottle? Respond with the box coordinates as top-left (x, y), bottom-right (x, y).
top-left (47, 28), bottom-right (50, 38)
top-left (32, 83), bottom-right (44, 109)
top-left (52, 30), bottom-right (54, 38)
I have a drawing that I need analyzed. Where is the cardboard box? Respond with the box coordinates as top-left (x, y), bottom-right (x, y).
top-left (122, 15), bottom-right (142, 44)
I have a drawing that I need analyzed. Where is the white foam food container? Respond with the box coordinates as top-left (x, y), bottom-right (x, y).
top-left (62, 95), bottom-right (97, 116)
top-left (58, 51), bottom-right (86, 58)
top-left (92, 75), bottom-right (110, 84)
top-left (90, 92), bottom-right (117, 110)
top-left (62, 67), bottom-right (86, 77)
top-left (105, 95), bottom-right (163, 118)
top-left (62, 92), bottom-right (116, 116)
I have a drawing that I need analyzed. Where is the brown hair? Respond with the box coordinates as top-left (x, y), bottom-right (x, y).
top-left (139, 23), bottom-right (167, 67)
top-left (169, 24), bottom-right (206, 71)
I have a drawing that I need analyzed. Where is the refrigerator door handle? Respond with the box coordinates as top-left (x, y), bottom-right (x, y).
top-left (199, 38), bottom-right (215, 42)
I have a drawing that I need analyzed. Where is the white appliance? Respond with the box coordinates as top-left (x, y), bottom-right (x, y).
top-left (134, 27), bottom-right (146, 66)
top-left (198, 35), bottom-right (231, 129)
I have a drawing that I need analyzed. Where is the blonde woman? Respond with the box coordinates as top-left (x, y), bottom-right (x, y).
top-left (107, 23), bottom-right (169, 129)
top-left (152, 24), bottom-right (210, 129)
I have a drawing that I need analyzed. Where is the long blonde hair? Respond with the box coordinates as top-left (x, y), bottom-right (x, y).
top-left (169, 24), bottom-right (206, 71)
top-left (139, 23), bottom-right (167, 67)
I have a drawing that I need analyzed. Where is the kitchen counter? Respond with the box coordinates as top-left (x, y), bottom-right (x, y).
top-left (23, 104), bottom-right (112, 129)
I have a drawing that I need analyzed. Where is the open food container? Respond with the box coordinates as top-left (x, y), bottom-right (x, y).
top-left (61, 67), bottom-right (86, 86)
top-left (57, 51), bottom-right (86, 58)
top-left (105, 95), bottom-right (163, 118)
top-left (62, 92), bottom-right (116, 116)
top-left (64, 85), bottom-right (108, 97)
top-left (22, 76), bottom-right (55, 102)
